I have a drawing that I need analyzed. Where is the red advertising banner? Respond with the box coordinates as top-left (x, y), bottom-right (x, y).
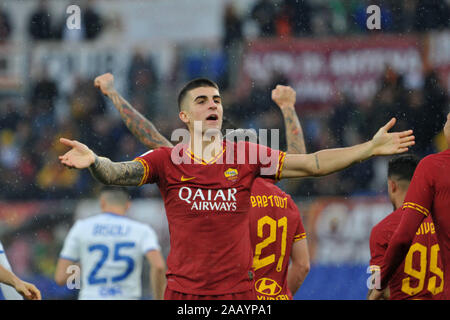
top-left (239, 34), bottom-right (430, 109)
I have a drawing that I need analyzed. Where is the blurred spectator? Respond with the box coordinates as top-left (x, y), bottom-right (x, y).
top-left (285, 0), bottom-right (312, 36)
top-left (0, 8), bottom-right (12, 42)
top-left (127, 49), bottom-right (159, 117)
top-left (30, 68), bottom-right (59, 133)
top-left (327, 0), bottom-right (349, 35)
top-left (275, 2), bottom-right (293, 37)
top-left (0, 100), bottom-right (20, 130)
top-left (68, 77), bottom-right (107, 152)
top-left (407, 71), bottom-right (449, 155)
top-left (414, 0), bottom-right (449, 32)
top-left (386, 0), bottom-right (417, 33)
top-left (251, 0), bottom-right (277, 37)
top-left (362, 67), bottom-right (409, 139)
top-left (28, 0), bottom-right (54, 40)
top-left (82, 0), bottom-right (103, 40)
top-left (310, 3), bottom-right (332, 36)
top-left (222, 2), bottom-right (244, 90)
top-left (328, 92), bottom-right (364, 148)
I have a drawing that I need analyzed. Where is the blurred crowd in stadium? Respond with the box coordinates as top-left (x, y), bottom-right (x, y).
top-left (0, 0), bottom-right (448, 201)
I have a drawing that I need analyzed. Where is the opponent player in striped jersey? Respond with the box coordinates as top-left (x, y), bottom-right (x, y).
top-left (368, 155), bottom-right (443, 300)
top-left (54, 187), bottom-right (166, 300)
top-left (58, 74), bottom-right (413, 300)
top-left (0, 241), bottom-right (41, 300)
top-left (370, 113), bottom-right (450, 300)
top-left (93, 73), bottom-right (310, 300)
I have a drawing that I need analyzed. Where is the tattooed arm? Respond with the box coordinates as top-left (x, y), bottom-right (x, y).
top-left (94, 73), bottom-right (173, 149)
top-left (271, 85), bottom-right (306, 154)
top-left (89, 156), bottom-right (144, 186)
top-left (281, 107), bottom-right (306, 154)
top-left (58, 138), bottom-right (145, 186)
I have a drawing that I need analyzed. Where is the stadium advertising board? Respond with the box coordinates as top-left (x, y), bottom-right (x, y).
top-left (240, 32), bottom-right (450, 109)
top-left (300, 197), bottom-right (392, 264)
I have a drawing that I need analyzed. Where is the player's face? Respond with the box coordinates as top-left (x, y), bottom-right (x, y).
top-left (181, 86), bottom-right (223, 132)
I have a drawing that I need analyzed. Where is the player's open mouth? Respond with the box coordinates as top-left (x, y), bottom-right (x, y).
top-left (206, 114), bottom-right (219, 122)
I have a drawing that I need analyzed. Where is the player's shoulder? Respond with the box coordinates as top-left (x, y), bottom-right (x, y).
top-left (135, 146), bottom-right (173, 159)
top-left (371, 208), bottom-right (402, 238)
top-left (252, 176), bottom-right (277, 190)
top-left (418, 150), bottom-right (450, 169)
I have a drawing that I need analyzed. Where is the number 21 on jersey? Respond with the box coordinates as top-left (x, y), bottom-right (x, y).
top-left (253, 216), bottom-right (287, 272)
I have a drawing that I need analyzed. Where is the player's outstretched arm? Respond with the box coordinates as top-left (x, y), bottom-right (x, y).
top-left (94, 73), bottom-right (173, 149)
top-left (0, 265), bottom-right (41, 300)
top-left (280, 118), bottom-right (415, 178)
top-left (272, 85), bottom-right (306, 154)
top-left (58, 138), bottom-right (145, 186)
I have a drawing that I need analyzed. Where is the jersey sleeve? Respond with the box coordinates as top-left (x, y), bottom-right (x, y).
top-left (133, 148), bottom-right (168, 186)
top-left (140, 225), bottom-right (161, 254)
top-left (59, 222), bottom-right (82, 262)
top-left (402, 158), bottom-right (434, 218)
top-left (369, 224), bottom-right (387, 272)
top-left (291, 201), bottom-right (306, 242)
top-left (246, 142), bottom-right (286, 180)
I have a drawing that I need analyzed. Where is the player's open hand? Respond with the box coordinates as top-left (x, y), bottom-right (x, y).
top-left (94, 73), bottom-right (115, 96)
top-left (59, 138), bottom-right (96, 169)
top-left (15, 280), bottom-right (41, 300)
top-left (271, 85), bottom-right (296, 109)
top-left (370, 118), bottom-right (415, 156)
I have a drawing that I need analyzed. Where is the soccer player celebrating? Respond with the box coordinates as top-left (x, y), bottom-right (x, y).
top-left (368, 155), bottom-right (443, 300)
top-left (58, 74), bottom-right (414, 300)
top-left (55, 187), bottom-right (166, 300)
top-left (95, 73), bottom-right (310, 300)
top-left (0, 242), bottom-right (41, 300)
top-left (370, 113), bottom-right (450, 300)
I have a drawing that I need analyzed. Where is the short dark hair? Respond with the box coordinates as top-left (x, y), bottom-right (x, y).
top-left (387, 154), bottom-right (420, 182)
top-left (177, 78), bottom-right (219, 111)
top-left (99, 186), bottom-right (130, 205)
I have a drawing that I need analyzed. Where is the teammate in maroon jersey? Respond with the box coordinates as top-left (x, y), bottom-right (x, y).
top-left (370, 113), bottom-right (450, 300)
top-left (97, 74), bottom-right (311, 300)
top-left (58, 74), bottom-right (414, 300)
top-left (368, 155), bottom-right (443, 300)
top-left (249, 178), bottom-right (308, 300)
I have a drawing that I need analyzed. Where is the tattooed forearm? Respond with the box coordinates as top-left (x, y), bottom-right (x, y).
top-left (89, 156), bottom-right (145, 186)
top-left (314, 154), bottom-right (320, 170)
top-left (107, 91), bottom-right (173, 149)
top-left (281, 106), bottom-right (307, 154)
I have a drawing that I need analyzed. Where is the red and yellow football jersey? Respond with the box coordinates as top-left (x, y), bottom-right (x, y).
top-left (370, 209), bottom-right (443, 300)
top-left (380, 150), bottom-right (450, 299)
top-left (401, 150), bottom-right (450, 298)
top-left (134, 141), bottom-right (285, 295)
top-left (249, 178), bottom-right (306, 300)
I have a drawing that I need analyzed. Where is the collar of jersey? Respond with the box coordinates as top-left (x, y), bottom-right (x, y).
top-left (185, 145), bottom-right (226, 165)
top-left (103, 212), bottom-right (128, 218)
